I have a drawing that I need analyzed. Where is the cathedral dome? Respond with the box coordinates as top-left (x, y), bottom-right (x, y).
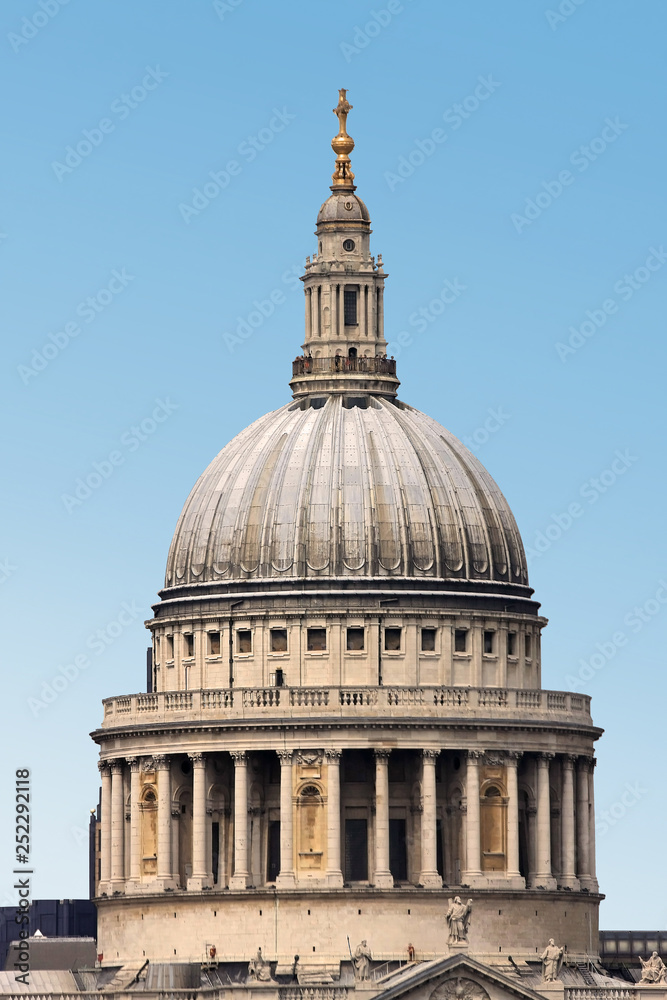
top-left (316, 191), bottom-right (370, 227)
top-left (164, 394), bottom-right (528, 591)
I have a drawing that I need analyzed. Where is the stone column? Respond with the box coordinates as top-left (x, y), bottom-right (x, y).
top-left (361, 285), bottom-right (368, 339)
top-left (305, 288), bottom-right (312, 342)
top-left (110, 760), bottom-right (125, 888)
top-left (419, 750), bottom-right (442, 887)
top-left (314, 286), bottom-right (320, 339)
top-left (325, 750), bottom-right (344, 887)
top-left (98, 762), bottom-right (112, 892)
top-left (188, 753), bottom-right (211, 890)
top-left (154, 754), bottom-right (176, 888)
top-left (588, 758), bottom-right (599, 891)
top-left (373, 750), bottom-right (393, 887)
top-left (560, 755), bottom-right (579, 889)
top-left (230, 751), bottom-right (250, 889)
top-left (534, 753), bottom-right (557, 889)
top-left (330, 283), bottom-right (338, 345)
top-left (463, 750), bottom-right (483, 885)
top-left (505, 751), bottom-right (523, 884)
top-left (576, 757), bottom-right (591, 887)
top-left (377, 285), bottom-right (385, 343)
top-left (126, 757), bottom-right (142, 888)
top-left (275, 750), bottom-right (296, 888)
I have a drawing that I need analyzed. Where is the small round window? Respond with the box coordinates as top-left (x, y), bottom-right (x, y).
top-left (343, 239), bottom-right (355, 252)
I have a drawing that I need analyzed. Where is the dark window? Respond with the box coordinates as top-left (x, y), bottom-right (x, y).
top-left (237, 630), bottom-right (252, 654)
top-left (344, 289), bottom-right (358, 325)
top-left (274, 668), bottom-right (285, 687)
top-left (525, 634), bottom-right (532, 659)
top-left (436, 817), bottom-right (444, 877)
top-left (212, 822), bottom-right (220, 884)
top-left (345, 819), bottom-right (368, 881)
top-left (421, 628), bottom-right (436, 652)
top-left (208, 632), bottom-right (221, 656)
top-left (485, 785), bottom-right (501, 798)
top-left (271, 629), bottom-right (288, 653)
top-left (384, 627), bottom-right (402, 651)
top-left (483, 630), bottom-right (495, 654)
top-left (184, 633), bottom-right (194, 658)
top-left (267, 821), bottom-right (280, 882)
top-left (343, 750), bottom-right (369, 782)
top-left (166, 635), bottom-right (174, 658)
top-left (307, 628), bottom-right (327, 651)
top-left (507, 632), bottom-right (516, 657)
top-left (347, 627), bottom-right (365, 651)
top-left (389, 818), bottom-right (407, 881)
top-left (454, 629), bottom-right (468, 653)
top-left (388, 753), bottom-right (406, 783)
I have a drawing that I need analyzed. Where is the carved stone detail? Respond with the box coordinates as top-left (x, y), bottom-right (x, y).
top-left (431, 978), bottom-right (489, 1000)
top-left (296, 749), bottom-right (323, 766)
top-left (422, 749), bottom-right (440, 761)
top-left (230, 751), bottom-right (248, 764)
top-left (373, 748), bottom-right (391, 760)
top-left (277, 750), bottom-right (293, 764)
top-left (324, 749), bottom-right (342, 763)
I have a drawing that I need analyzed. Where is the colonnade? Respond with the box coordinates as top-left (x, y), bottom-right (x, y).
top-left (97, 748), bottom-right (597, 895)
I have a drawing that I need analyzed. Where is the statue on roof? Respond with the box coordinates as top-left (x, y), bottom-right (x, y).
top-left (541, 939), bottom-right (564, 982)
top-left (640, 953), bottom-right (667, 984)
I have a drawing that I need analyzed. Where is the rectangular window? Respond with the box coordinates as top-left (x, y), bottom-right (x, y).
top-left (237, 629), bottom-right (252, 654)
top-left (384, 627), bottom-right (402, 651)
top-left (212, 822), bottom-right (220, 885)
top-left (270, 628), bottom-right (288, 653)
top-left (208, 631), bottom-right (221, 656)
top-left (307, 627), bottom-right (327, 651)
top-left (525, 633), bottom-right (532, 659)
top-left (274, 668), bottom-right (285, 687)
top-left (483, 630), bottom-right (495, 655)
top-left (344, 819), bottom-right (368, 881)
top-left (347, 627), bottom-right (365, 651)
top-left (421, 628), bottom-right (436, 652)
top-left (183, 633), bottom-right (194, 658)
top-left (166, 634), bottom-right (174, 659)
top-left (454, 628), bottom-right (468, 653)
top-left (389, 818), bottom-right (408, 881)
top-left (507, 632), bottom-right (517, 657)
top-left (344, 289), bottom-right (358, 325)
top-left (267, 821), bottom-right (281, 882)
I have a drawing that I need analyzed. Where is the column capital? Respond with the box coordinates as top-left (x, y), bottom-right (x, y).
top-left (230, 750), bottom-right (248, 764)
top-left (537, 752), bottom-right (555, 764)
top-left (422, 749), bottom-right (440, 761)
top-left (152, 754), bottom-right (170, 770)
top-left (324, 749), bottom-right (342, 763)
top-left (98, 760), bottom-right (111, 775)
top-left (109, 759), bottom-right (124, 775)
top-left (373, 748), bottom-right (391, 761)
top-left (577, 754), bottom-right (594, 772)
top-left (562, 754), bottom-right (578, 768)
top-left (506, 750), bottom-right (523, 762)
top-left (188, 752), bottom-right (206, 766)
top-left (466, 749), bottom-right (485, 762)
top-left (126, 756), bottom-right (141, 772)
top-left (276, 750), bottom-right (293, 764)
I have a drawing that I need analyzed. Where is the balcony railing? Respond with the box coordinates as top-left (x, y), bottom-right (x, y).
top-left (292, 356), bottom-right (397, 377)
top-left (101, 686), bottom-right (592, 729)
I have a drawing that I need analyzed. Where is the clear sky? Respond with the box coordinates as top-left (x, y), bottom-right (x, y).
top-left (1, 0), bottom-right (665, 931)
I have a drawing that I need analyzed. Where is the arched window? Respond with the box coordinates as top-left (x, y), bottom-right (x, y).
top-left (481, 784), bottom-right (507, 873)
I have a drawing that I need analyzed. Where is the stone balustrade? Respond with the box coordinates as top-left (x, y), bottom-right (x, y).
top-left (101, 686), bottom-right (591, 728)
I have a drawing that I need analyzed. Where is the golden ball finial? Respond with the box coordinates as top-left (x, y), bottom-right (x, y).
top-left (331, 88), bottom-right (355, 188)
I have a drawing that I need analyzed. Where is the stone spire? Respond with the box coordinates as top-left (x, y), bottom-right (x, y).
top-left (290, 90), bottom-right (399, 399)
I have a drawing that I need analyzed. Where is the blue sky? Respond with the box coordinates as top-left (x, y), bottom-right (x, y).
top-left (1, 0), bottom-right (665, 930)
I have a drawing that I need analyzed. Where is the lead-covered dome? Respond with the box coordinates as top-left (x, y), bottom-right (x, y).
top-left (164, 395), bottom-right (528, 590)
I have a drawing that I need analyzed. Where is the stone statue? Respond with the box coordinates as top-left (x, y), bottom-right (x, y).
top-left (247, 947), bottom-right (273, 982)
top-left (541, 939), bottom-right (564, 982)
top-left (446, 897), bottom-right (473, 944)
top-left (353, 940), bottom-right (372, 980)
top-left (640, 953), bottom-right (667, 984)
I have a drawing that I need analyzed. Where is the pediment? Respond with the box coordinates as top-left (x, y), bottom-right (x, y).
top-left (374, 954), bottom-right (548, 1000)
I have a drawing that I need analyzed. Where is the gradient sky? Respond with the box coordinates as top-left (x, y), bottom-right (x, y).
top-left (1, 0), bottom-right (666, 931)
